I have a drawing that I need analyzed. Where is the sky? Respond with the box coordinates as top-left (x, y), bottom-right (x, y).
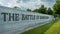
top-left (0, 0), bottom-right (56, 10)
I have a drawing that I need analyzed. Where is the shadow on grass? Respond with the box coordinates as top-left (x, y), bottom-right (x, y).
top-left (21, 20), bottom-right (57, 34)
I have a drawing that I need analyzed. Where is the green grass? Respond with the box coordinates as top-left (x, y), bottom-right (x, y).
top-left (44, 19), bottom-right (60, 34)
top-left (21, 20), bottom-right (56, 34)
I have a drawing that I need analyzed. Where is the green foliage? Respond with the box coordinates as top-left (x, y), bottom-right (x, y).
top-left (53, 0), bottom-right (60, 15)
top-left (14, 6), bottom-right (19, 8)
top-left (27, 9), bottom-right (31, 11)
top-left (33, 9), bottom-right (38, 12)
top-left (47, 8), bottom-right (53, 15)
top-left (33, 5), bottom-right (47, 14)
top-left (38, 5), bottom-right (47, 14)
top-left (33, 5), bottom-right (54, 15)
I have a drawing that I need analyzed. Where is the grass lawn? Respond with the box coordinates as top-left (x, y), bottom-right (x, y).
top-left (44, 19), bottom-right (60, 34)
top-left (21, 20), bottom-right (56, 34)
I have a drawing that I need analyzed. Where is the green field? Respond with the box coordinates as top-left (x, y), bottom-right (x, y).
top-left (21, 19), bottom-right (60, 34)
top-left (45, 19), bottom-right (60, 34)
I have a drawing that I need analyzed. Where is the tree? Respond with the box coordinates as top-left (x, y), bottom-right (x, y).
top-left (47, 8), bottom-right (53, 15)
top-left (33, 5), bottom-right (47, 14)
top-left (38, 5), bottom-right (47, 14)
top-left (27, 8), bottom-right (31, 11)
top-left (33, 9), bottom-right (39, 12)
top-left (14, 6), bottom-right (19, 8)
top-left (53, 0), bottom-right (60, 17)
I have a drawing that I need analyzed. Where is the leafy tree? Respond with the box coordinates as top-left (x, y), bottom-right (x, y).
top-left (14, 6), bottom-right (19, 8)
top-left (38, 5), bottom-right (47, 14)
top-left (47, 8), bottom-right (53, 15)
top-left (33, 5), bottom-right (47, 14)
top-left (27, 8), bottom-right (31, 11)
top-left (33, 9), bottom-right (39, 12)
top-left (53, 0), bottom-right (60, 16)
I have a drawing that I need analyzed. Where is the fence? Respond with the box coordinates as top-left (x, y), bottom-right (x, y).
top-left (0, 6), bottom-right (54, 34)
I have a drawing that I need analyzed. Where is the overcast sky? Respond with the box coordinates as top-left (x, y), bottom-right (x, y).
top-left (0, 0), bottom-right (56, 10)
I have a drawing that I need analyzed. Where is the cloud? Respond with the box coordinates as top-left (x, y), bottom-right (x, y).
top-left (0, 0), bottom-right (55, 10)
top-left (16, 0), bottom-right (37, 3)
top-left (16, 0), bottom-right (55, 9)
top-left (16, 0), bottom-right (42, 9)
